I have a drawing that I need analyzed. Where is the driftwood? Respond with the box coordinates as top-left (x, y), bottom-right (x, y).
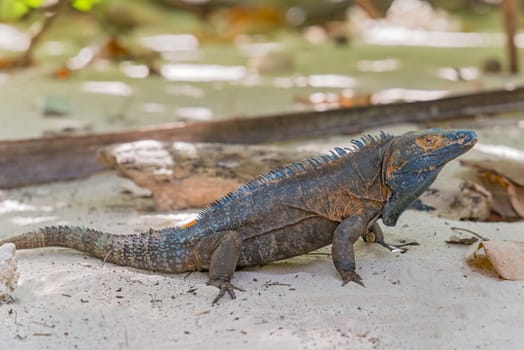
top-left (3, 86), bottom-right (524, 188)
top-left (97, 141), bottom-right (316, 210)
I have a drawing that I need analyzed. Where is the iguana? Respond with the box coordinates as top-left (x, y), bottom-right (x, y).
top-left (0, 129), bottom-right (477, 303)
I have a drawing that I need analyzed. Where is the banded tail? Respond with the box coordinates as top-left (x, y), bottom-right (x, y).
top-left (0, 226), bottom-right (191, 273)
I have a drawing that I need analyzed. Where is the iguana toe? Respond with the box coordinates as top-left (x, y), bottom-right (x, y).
top-left (340, 270), bottom-right (365, 287)
top-left (376, 240), bottom-right (419, 253)
top-left (207, 279), bottom-right (245, 304)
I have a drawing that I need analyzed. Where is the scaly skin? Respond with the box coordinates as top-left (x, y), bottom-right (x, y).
top-left (0, 129), bottom-right (477, 303)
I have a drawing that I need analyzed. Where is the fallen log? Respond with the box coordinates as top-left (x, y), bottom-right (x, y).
top-left (3, 86), bottom-right (524, 188)
top-left (97, 141), bottom-right (316, 210)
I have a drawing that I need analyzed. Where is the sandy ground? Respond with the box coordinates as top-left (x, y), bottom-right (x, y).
top-left (1, 126), bottom-right (524, 350)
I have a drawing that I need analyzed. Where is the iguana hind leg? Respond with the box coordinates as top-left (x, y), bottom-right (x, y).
top-left (362, 223), bottom-right (419, 253)
top-left (193, 230), bottom-right (244, 304)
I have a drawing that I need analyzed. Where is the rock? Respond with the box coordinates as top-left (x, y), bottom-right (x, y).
top-left (0, 243), bottom-right (19, 303)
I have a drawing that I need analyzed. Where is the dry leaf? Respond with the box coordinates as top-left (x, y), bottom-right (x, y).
top-left (463, 160), bottom-right (524, 187)
top-left (465, 241), bottom-right (524, 280)
top-left (460, 159), bottom-right (524, 220)
top-left (418, 182), bottom-right (492, 221)
top-left (507, 183), bottom-right (524, 217)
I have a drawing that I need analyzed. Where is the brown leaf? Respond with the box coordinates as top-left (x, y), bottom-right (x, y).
top-left (460, 159), bottom-right (524, 219)
top-left (507, 182), bottom-right (524, 217)
top-left (461, 159), bottom-right (524, 187)
top-left (418, 181), bottom-right (492, 221)
top-left (466, 241), bottom-right (524, 280)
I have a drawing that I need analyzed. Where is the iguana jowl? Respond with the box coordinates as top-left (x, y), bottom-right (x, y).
top-left (1, 129), bottom-right (477, 303)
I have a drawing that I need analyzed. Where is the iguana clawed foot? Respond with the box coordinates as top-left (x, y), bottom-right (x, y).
top-left (207, 278), bottom-right (245, 304)
top-left (361, 232), bottom-right (418, 253)
top-left (376, 240), bottom-right (419, 253)
top-left (340, 270), bottom-right (365, 287)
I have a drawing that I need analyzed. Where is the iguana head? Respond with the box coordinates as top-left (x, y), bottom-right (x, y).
top-left (381, 129), bottom-right (477, 226)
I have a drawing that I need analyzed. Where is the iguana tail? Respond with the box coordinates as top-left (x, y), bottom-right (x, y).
top-left (0, 226), bottom-right (191, 273)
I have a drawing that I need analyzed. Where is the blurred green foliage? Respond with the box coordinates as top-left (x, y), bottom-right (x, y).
top-left (0, 0), bottom-right (44, 20)
top-left (0, 0), bottom-right (103, 21)
top-left (71, 0), bottom-right (103, 12)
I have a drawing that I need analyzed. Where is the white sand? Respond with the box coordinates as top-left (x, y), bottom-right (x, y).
top-left (1, 129), bottom-right (524, 350)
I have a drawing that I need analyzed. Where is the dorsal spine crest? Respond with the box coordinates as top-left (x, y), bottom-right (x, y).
top-left (194, 131), bottom-right (393, 222)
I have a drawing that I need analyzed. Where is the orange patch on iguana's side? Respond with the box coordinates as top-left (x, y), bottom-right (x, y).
top-left (180, 219), bottom-right (197, 229)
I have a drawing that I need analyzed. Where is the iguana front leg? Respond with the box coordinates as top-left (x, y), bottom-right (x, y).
top-left (192, 230), bottom-right (244, 304)
top-left (331, 215), bottom-right (369, 287)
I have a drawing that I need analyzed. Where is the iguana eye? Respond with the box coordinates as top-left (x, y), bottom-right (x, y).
top-left (424, 136), bottom-right (436, 145)
top-left (415, 134), bottom-right (442, 149)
